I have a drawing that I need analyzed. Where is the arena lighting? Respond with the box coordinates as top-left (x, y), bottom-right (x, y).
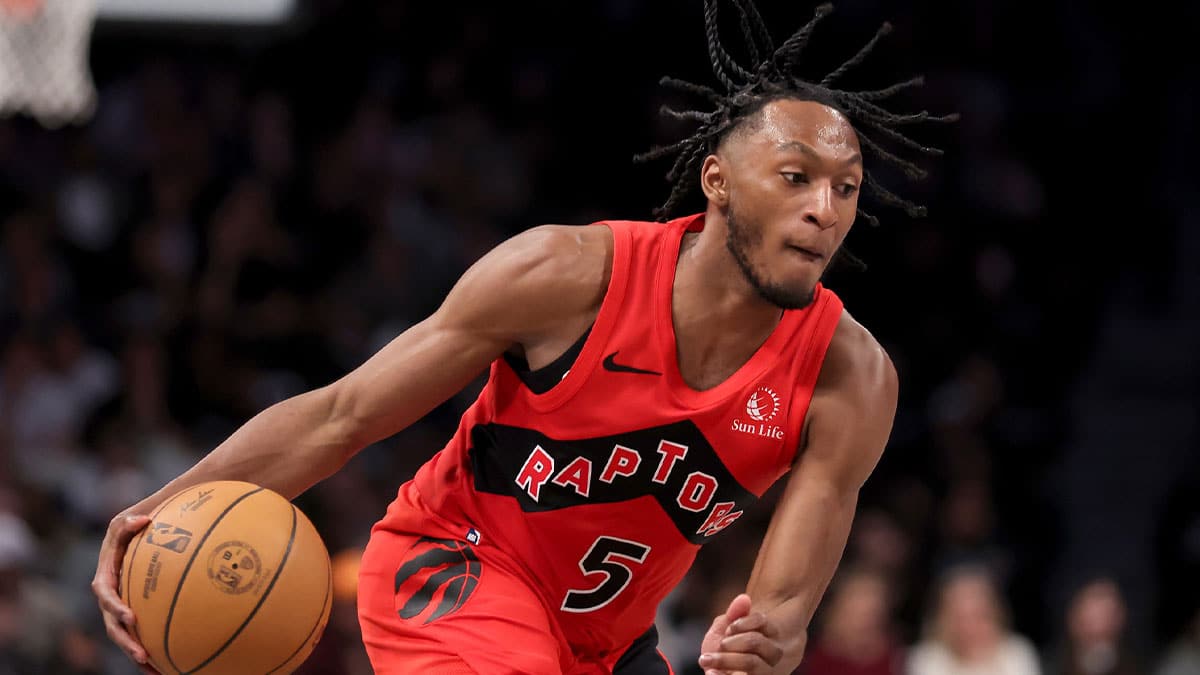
top-left (96, 0), bottom-right (296, 24)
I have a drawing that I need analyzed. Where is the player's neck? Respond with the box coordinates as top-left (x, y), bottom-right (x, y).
top-left (670, 224), bottom-right (784, 390)
top-left (675, 224), bottom-right (783, 329)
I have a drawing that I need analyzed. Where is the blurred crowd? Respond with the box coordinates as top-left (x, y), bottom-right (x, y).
top-left (0, 1), bottom-right (1195, 674)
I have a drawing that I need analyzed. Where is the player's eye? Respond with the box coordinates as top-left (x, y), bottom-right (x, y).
top-left (781, 172), bottom-right (808, 185)
top-left (839, 183), bottom-right (859, 196)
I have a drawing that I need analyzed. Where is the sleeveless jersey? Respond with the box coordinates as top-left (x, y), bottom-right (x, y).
top-left (372, 213), bottom-right (844, 656)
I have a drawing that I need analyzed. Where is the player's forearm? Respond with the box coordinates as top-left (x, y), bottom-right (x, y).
top-left (748, 486), bottom-right (858, 672)
top-left (122, 386), bottom-right (357, 517)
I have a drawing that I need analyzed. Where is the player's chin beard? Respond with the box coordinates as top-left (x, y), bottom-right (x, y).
top-left (725, 208), bottom-right (816, 310)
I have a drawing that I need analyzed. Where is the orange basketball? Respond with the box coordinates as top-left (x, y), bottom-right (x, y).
top-left (120, 481), bottom-right (333, 675)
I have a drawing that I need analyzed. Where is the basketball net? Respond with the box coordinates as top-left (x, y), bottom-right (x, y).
top-left (0, 0), bottom-right (97, 128)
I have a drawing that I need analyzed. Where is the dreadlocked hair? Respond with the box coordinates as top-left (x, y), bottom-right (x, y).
top-left (636, 0), bottom-right (958, 226)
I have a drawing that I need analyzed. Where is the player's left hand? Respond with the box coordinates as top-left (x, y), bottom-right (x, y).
top-left (697, 593), bottom-right (792, 675)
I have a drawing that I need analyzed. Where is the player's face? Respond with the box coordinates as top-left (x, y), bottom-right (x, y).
top-left (718, 99), bottom-right (862, 309)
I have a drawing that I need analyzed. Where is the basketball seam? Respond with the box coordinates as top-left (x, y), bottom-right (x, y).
top-left (265, 522), bottom-right (331, 675)
top-left (163, 487), bottom-right (264, 675)
top-left (184, 497), bottom-right (298, 675)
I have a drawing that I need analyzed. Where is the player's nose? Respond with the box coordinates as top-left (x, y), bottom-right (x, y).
top-left (801, 186), bottom-right (838, 230)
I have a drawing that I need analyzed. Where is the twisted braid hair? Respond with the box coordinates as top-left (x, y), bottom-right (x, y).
top-left (637, 0), bottom-right (958, 226)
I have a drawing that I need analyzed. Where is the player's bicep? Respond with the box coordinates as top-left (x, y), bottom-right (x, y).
top-left (797, 347), bottom-right (897, 494)
top-left (329, 315), bottom-right (505, 448)
top-left (794, 313), bottom-right (898, 496)
top-left (747, 317), bottom-right (898, 608)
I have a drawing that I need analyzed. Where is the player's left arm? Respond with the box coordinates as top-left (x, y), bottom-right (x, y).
top-left (698, 311), bottom-right (898, 675)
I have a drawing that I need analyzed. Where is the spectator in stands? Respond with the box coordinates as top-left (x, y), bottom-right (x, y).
top-left (908, 564), bottom-right (1041, 675)
top-left (799, 565), bottom-right (906, 675)
top-left (1045, 577), bottom-right (1144, 675)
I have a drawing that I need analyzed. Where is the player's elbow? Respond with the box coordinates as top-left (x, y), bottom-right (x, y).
top-left (319, 379), bottom-right (376, 460)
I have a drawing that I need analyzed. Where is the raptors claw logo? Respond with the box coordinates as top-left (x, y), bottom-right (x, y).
top-left (393, 537), bottom-right (481, 624)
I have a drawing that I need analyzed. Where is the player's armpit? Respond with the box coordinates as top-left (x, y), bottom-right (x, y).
top-left (737, 310), bottom-right (899, 671)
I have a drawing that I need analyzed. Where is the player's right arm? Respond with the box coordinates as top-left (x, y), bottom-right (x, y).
top-left (92, 224), bottom-right (612, 669)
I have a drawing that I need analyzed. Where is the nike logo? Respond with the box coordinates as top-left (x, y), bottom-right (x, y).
top-left (602, 352), bottom-right (662, 376)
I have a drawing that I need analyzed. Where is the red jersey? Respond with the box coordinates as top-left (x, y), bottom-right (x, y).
top-left (372, 213), bottom-right (844, 656)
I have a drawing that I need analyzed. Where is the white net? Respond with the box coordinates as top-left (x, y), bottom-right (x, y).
top-left (0, 0), bottom-right (97, 128)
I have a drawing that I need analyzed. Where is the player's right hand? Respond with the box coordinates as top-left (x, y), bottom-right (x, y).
top-left (92, 512), bottom-right (161, 675)
top-left (699, 593), bottom-right (785, 675)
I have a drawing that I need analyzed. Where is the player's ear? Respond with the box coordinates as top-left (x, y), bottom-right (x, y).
top-left (699, 154), bottom-right (728, 207)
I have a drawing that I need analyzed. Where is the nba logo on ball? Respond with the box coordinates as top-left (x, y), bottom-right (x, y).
top-left (746, 386), bottom-right (780, 421)
top-left (145, 522), bottom-right (193, 554)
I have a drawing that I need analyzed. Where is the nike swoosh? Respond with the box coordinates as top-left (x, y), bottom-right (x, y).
top-left (602, 352), bottom-right (662, 376)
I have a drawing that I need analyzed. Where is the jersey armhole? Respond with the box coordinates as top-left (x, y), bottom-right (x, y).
top-left (521, 221), bottom-right (632, 412)
top-left (779, 289), bottom-right (845, 469)
top-left (501, 325), bottom-right (593, 394)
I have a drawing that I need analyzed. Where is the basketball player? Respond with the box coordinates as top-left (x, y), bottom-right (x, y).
top-left (93, 1), bottom-right (954, 673)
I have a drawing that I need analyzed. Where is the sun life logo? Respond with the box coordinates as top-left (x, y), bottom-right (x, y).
top-left (746, 386), bottom-right (780, 422)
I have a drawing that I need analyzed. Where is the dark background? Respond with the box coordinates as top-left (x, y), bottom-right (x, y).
top-left (0, 0), bottom-right (1196, 673)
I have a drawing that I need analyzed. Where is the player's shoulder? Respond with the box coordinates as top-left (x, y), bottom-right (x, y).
top-left (502, 223), bottom-right (614, 294)
top-left (458, 223), bottom-right (613, 326)
top-left (816, 307), bottom-right (898, 402)
top-left (515, 223), bottom-right (614, 264)
top-left (442, 223), bottom-right (615, 340)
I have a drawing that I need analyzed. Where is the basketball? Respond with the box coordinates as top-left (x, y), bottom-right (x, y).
top-left (120, 481), bottom-right (333, 675)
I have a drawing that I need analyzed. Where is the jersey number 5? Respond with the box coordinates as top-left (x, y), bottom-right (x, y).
top-left (561, 536), bottom-right (650, 613)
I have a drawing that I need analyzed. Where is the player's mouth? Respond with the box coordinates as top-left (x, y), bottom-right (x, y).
top-left (786, 244), bottom-right (824, 261)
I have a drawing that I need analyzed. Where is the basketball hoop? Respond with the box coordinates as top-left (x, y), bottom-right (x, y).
top-left (0, 0), bottom-right (97, 128)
